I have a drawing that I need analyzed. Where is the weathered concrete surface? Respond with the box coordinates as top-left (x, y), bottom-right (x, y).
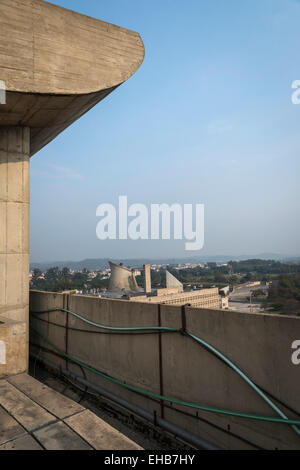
top-left (0, 128), bottom-right (30, 323)
top-left (0, 405), bottom-right (25, 445)
top-left (30, 291), bottom-right (300, 450)
top-left (109, 261), bottom-right (140, 292)
top-left (0, 0), bottom-right (145, 155)
top-left (0, 379), bottom-right (55, 431)
top-left (8, 373), bottom-right (85, 419)
top-left (0, 373), bottom-right (142, 450)
top-left (30, 292), bottom-right (162, 420)
top-left (34, 421), bottom-right (93, 450)
top-left (65, 410), bottom-right (143, 450)
top-left (0, 317), bottom-right (27, 377)
top-left (144, 264), bottom-right (152, 293)
top-left (0, 434), bottom-right (43, 450)
top-left (0, 127), bottom-right (30, 373)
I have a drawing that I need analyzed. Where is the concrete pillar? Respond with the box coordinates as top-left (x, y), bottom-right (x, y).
top-left (143, 264), bottom-right (151, 294)
top-left (0, 0), bottom-right (144, 379)
top-left (0, 127), bottom-right (30, 359)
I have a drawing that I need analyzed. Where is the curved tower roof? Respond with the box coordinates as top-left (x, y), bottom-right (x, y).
top-left (108, 262), bottom-right (140, 293)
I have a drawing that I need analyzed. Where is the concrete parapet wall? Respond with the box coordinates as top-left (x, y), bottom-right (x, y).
top-left (30, 291), bottom-right (300, 450)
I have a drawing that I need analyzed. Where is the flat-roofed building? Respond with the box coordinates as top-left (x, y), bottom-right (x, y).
top-left (129, 287), bottom-right (220, 309)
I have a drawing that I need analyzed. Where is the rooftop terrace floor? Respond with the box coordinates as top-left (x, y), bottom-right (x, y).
top-left (0, 374), bottom-right (142, 450)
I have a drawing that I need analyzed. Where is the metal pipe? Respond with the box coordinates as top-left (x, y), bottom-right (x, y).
top-left (30, 352), bottom-right (217, 450)
top-left (157, 304), bottom-right (165, 420)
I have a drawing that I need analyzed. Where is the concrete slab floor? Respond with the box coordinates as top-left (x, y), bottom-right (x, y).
top-left (0, 374), bottom-right (142, 450)
top-left (29, 362), bottom-right (193, 451)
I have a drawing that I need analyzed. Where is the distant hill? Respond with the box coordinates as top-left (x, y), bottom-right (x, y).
top-left (31, 257), bottom-right (201, 271)
top-left (30, 253), bottom-right (299, 271)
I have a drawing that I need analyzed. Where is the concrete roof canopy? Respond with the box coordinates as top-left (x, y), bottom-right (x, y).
top-left (0, 0), bottom-right (145, 155)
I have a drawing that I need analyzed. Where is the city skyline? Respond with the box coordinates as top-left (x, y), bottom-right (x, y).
top-left (30, 0), bottom-right (300, 261)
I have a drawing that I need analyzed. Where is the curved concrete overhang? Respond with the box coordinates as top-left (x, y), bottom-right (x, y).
top-left (0, 0), bottom-right (145, 155)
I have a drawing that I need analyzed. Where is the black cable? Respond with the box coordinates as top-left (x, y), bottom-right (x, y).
top-left (31, 314), bottom-right (300, 419)
top-left (30, 342), bottom-right (263, 450)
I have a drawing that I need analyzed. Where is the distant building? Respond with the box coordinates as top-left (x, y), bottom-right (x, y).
top-left (220, 296), bottom-right (229, 309)
top-left (108, 261), bottom-right (142, 295)
top-left (129, 287), bottom-right (220, 309)
top-left (103, 262), bottom-right (224, 309)
top-left (219, 285), bottom-right (230, 309)
top-left (166, 270), bottom-right (184, 292)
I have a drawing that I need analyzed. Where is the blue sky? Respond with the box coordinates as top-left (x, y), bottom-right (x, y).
top-left (31, 0), bottom-right (300, 262)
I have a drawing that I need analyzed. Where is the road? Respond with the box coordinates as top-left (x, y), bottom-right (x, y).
top-left (229, 282), bottom-right (269, 313)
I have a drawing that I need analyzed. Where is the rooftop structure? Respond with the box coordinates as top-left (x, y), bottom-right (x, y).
top-left (108, 261), bottom-right (142, 295)
top-left (166, 270), bottom-right (184, 292)
top-left (130, 287), bottom-right (220, 309)
top-left (0, 0), bottom-right (144, 155)
top-left (0, 0), bottom-right (145, 451)
top-left (104, 263), bottom-right (222, 309)
top-left (2, 0), bottom-right (300, 452)
top-left (0, 0), bottom-right (144, 377)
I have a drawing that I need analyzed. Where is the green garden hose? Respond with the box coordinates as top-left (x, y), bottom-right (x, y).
top-left (30, 313), bottom-right (300, 436)
top-left (31, 308), bottom-right (178, 332)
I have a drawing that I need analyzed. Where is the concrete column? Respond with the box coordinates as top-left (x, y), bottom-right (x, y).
top-left (143, 264), bottom-right (151, 294)
top-left (0, 127), bottom-right (30, 328)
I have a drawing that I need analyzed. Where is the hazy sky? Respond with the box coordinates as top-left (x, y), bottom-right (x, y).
top-left (31, 0), bottom-right (300, 262)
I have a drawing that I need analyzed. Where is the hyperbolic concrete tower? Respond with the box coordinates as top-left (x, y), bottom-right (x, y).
top-left (0, 0), bottom-right (144, 375)
top-left (108, 262), bottom-right (140, 293)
